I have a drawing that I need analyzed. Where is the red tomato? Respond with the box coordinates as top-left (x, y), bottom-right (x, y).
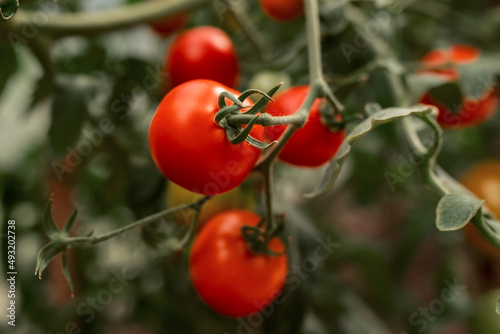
top-left (461, 160), bottom-right (500, 261)
top-left (189, 210), bottom-right (288, 317)
top-left (419, 44), bottom-right (498, 128)
top-left (259, 0), bottom-right (304, 22)
top-left (148, 79), bottom-right (263, 195)
top-left (165, 26), bottom-right (240, 88)
top-left (150, 13), bottom-right (188, 37)
top-left (265, 86), bottom-right (346, 167)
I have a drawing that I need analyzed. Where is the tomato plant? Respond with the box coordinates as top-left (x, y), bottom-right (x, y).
top-left (165, 26), bottom-right (240, 88)
top-left (461, 160), bottom-right (500, 261)
top-left (189, 210), bottom-right (288, 317)
top-left (150, 13), bottom-right (188, 37)
top-left (7, 0), bottom-right (500, 332)
top-left (265, 86), bottom-right (346, 167)
top-left (419, 44), bottom-right (499, 128)
top-left (259, 0), bottom-right (304, 22)
top-left (149, 79), bottom-right (263, 195)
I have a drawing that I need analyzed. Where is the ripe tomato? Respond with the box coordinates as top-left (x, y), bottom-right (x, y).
top-left (148, 79), bottom-right (263, 195)
top-left (418, 44), bottom-right (498, 128)
top-left (167, 181), bottom-right (255, 227)
top-left (189, 210), bottom-right (288, 317)
top-left (150, 13), bottom-right (188, 37)
top-left (265, 86), bottom-right (346, 167)
top-left (259, 0), bottom-right (304, 22)
top-left (461, 160), bottom-right (500, 261)
top-left (165, 26), bottom-right (240, 88)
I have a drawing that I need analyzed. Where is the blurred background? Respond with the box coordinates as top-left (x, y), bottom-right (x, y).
top-left (1, 0), bottom-right (500, 333)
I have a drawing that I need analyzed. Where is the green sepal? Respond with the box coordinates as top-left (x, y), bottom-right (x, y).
top-left (35, 241), bottom-right (64, 279)
top-left (245, 135), bottom-right (276, 150)
top-left (228, 115), bottom-right (261, 145)
top-left (218, 91), bottom-right (246, 110)
top-left (43, 199), bottom-right (61, 238)
top-left (63, 209), bottom-right (78, 234)
top-left (215, 104), bottom-right (242, 125)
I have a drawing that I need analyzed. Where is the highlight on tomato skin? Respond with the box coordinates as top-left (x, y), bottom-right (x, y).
top-left (165, 26), bottom-right (240, 89)
top-left (148, 79), bottom-right (263, 195)
top-left (189, 210), bottom-right (288, 317)
top-left (461, 160), bottom-right (500, 261)
top-left (418, 44), bottom-right (499, 129)
top-left (265, 85), bottom-right (346, 167)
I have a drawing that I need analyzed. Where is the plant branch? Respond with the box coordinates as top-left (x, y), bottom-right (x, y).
top-left (220, 0), bottom-right (268, 62)
top-left (63, 196), bottom-right (211, 247)
top-left (8, 0), bottom-right (211, 37)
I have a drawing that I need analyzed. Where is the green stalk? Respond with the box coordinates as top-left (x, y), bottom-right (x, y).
top-left (7, 0), bottom-right (211, 37)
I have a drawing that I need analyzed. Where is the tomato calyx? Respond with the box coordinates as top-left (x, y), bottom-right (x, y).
top-left (318, 100), bottom-right (362, 131)
top-left (241, 215), bottom-right (288, 256)
top-left (215, 83), bottom-right (283, 150)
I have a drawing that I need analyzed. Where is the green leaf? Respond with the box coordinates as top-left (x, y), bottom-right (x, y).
top-left (496, 297), bottom-right (500, 315)
top-left (0, 0), bottom-right (19, 20)
top-left (436, 193), bottom-right (484, 231)
top-left (49, 88), bottom-right (88, 155)
top-left (43, 199), bottom-right (61, 238)
top-left (0, 44), bottom-right (18, 93)
top-left (305, 105), bottom-right (437, 198)
top-left (428, 82), bottom-right (464, 114)
top-left (457, 55), bottom-right (500, 98)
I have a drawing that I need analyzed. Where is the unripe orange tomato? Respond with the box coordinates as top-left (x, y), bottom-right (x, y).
top-left (461, 160), bottom-right (500, 261)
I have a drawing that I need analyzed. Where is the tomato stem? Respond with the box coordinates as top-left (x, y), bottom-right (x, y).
top-left (3, 0), bottom-right (211, 36)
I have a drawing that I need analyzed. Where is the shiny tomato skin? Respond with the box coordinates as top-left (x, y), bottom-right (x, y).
top-left (165, 26), bottom-right (239, 88)
top-left (148, 79), bottom-right (263, 195)
top-left (461, 160), bottom-right (500, 261)
top-left (259, 0), bottom-right (304, 22)
top-left (265, 86), bottom-right (346, 167)
top-left (189, 210), bottom-right (288, 317)
top-left (418, 44), bottom-right (498, 128)
top-left (150, 13), bottom-right (188, 37)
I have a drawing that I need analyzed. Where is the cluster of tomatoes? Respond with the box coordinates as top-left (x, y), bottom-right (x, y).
top-left (146, 0), bottom-right (499, 316)
top-left (146, 1), bottom-right (341, 318)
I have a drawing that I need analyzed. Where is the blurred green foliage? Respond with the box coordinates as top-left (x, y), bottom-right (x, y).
top-left (1, 0), bottom-right (500, 333)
